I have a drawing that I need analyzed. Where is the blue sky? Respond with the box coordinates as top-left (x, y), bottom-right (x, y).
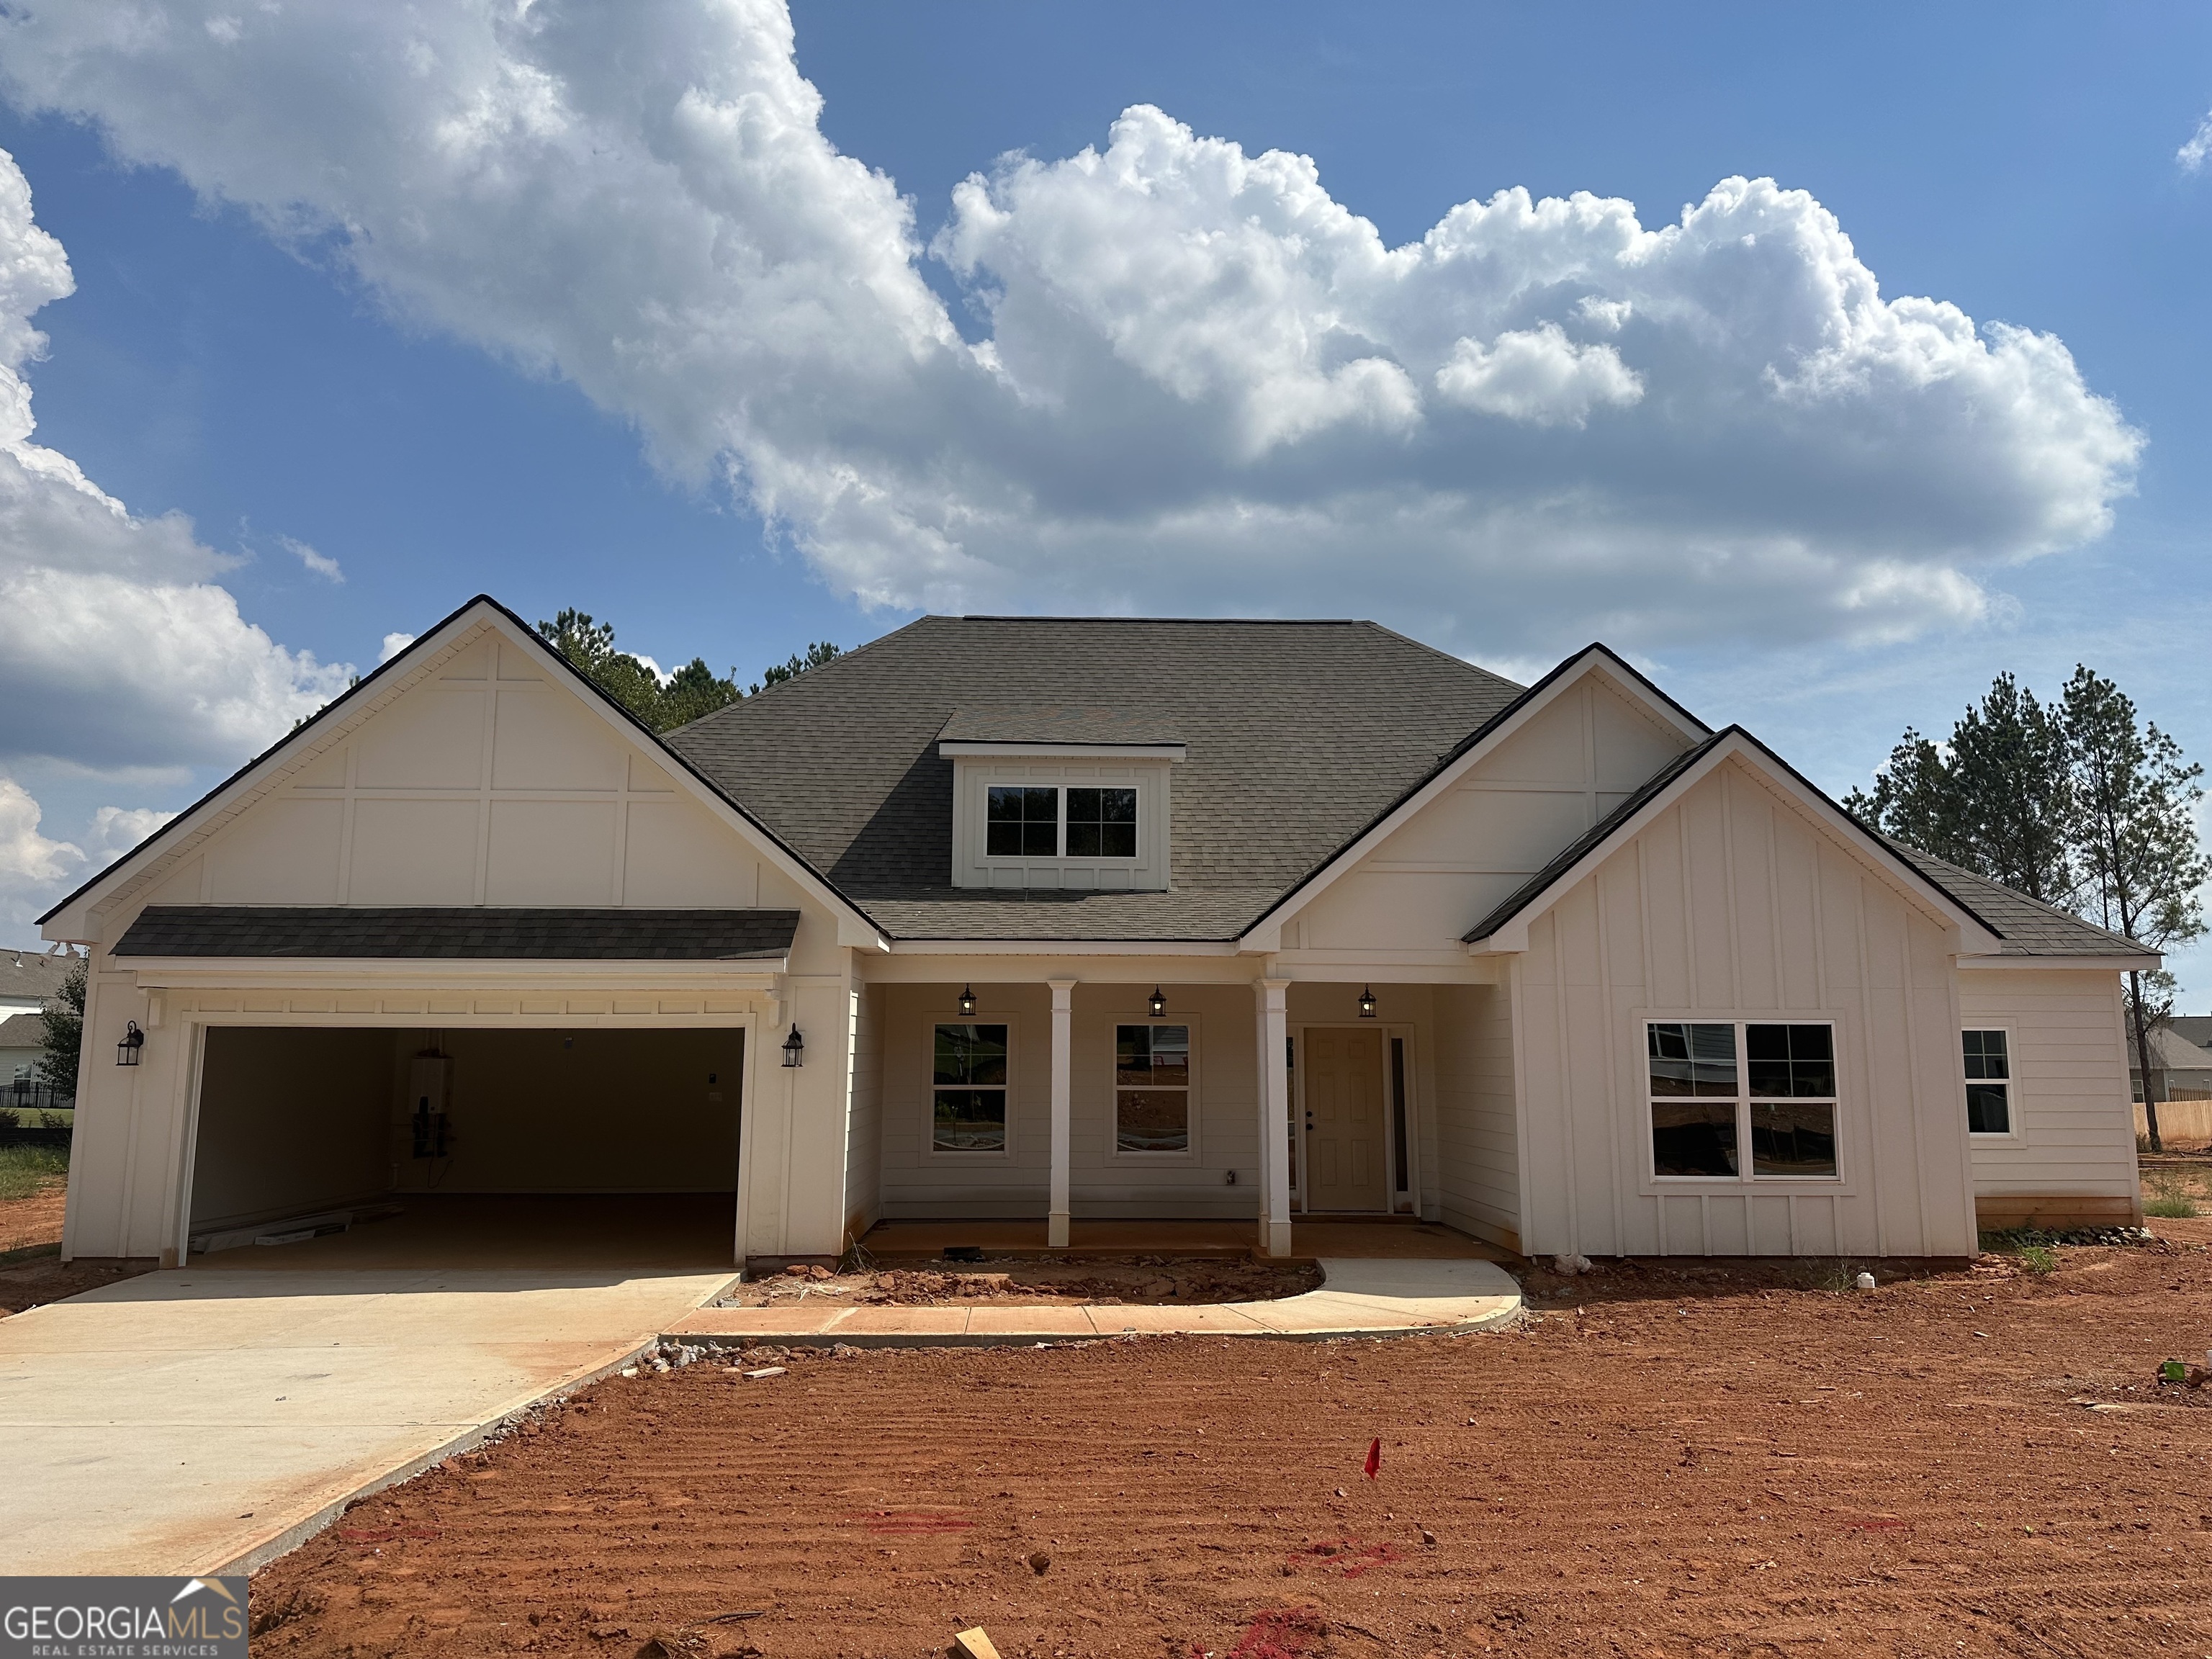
top-left (1, 1), bottom-right (2210, 987)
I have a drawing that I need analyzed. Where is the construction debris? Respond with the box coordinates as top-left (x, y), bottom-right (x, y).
top-left (948, 1627), bottom-right (1002, 1659)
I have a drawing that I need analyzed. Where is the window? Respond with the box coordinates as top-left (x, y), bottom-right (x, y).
top-left (1647, 1020), bottom-right (1838, 1181)
top-left (932, 1023), bottom-right (1010, 1152)
top-left (1963, 1029), bottom-right (2011, 1134)
top-left (986, 787), bottom-right (1058, 857)
top-left (985, 783), bottom-right (1138, 859)
top-left (1066, 787), bottom-right (1137, 858)
top-left (1115, 1023), bottom-right (1191, 1154)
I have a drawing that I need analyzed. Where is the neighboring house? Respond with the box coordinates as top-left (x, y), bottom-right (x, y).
top-left (39, 597), bottom-right (2152, 1267)
top-left (0, 1011), bottom-right (46, 1087)
top-left (0, 945), bottom-right (75, 1019)
top-left (2133, 1023), bottom-right (2212, 1102)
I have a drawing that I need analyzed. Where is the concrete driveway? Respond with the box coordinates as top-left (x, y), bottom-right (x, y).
top-left (0, 1264), bottom-right (735, 1575)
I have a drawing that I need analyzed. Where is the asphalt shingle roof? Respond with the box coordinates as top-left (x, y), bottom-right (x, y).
top-left (667, 617), bottom-right (1524, 938)
top-left (1881, 845), bottom-right (2155, 960)
top-left (0, 948), bottom-right (76, 1002)
top-left (112, 907), bottom-right (801, 961)
top-left (938, 705), bottom-right (1184, 746)
top-left (0, 1010), bottom-right (45, 1046)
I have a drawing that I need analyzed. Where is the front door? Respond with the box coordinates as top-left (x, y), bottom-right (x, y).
top-left (1303, 1028), bottom-right (1387, 1212)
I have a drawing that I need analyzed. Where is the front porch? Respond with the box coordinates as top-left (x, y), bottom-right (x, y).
top-left (847, 972), bottom-right (1520, 1259)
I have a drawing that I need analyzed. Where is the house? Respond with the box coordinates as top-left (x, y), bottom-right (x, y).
top-left (0, 945), bottom-right (75, 1018)
top-left (39, 597), bottom-right (2152, 1269)
top-left (1, 1012), bottom-right (45, 1087)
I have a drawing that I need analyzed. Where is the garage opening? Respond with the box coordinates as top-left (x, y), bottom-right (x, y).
top-left (184, 1026), bottom-right (743, 1268)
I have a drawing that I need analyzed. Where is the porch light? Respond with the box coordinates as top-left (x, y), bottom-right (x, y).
top-left (1148, 986), bottom-right (1166, 1017)
top-left (117, 1020), bottom-right (145, 1065)
top-left (781, 1025), bottom-right (805, 1068)
top-left (958, 984), bottom-right (978, 1017)
top-left (1358, 986), bottom-right (1378, 1019)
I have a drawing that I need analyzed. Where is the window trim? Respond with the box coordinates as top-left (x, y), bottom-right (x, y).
top-left (1107, 1014), bottom-right (1200, 1161)
top-left (1961, 1025), bottom-right (2020, 1141)
top-left (925, 1013), bottom-right (1017, 1161)
top-left (1641, 1015), bottom-right (1845, 1187)
top-left (980, 781), bottom-right (1141, 863)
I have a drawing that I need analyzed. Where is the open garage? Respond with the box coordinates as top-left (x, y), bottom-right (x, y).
top-left (183, 1025), bottom-right (746, 1267)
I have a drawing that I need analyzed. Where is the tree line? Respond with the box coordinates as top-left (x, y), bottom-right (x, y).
top-left (534, 608), bottom-right (842, 734)
top-left (1847, 668), bottom-right (2207, 1151)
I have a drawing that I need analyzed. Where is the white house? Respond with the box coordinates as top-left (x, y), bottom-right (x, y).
top-left (40, 597), bottom-right (2151, 1268)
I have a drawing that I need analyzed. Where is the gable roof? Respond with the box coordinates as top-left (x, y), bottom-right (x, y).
top-left (1463, 726), bottom-right (2151, 962)
top-left (39, 595), bottom-right (886, 948)
top-left (665, 616), bottom-right (1526, 940)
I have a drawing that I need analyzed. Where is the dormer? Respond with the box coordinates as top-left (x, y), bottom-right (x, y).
top-left (940, 706), bottom-right (1184, 890)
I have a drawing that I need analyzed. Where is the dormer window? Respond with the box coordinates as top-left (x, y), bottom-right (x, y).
top-left (944, 706), bottom-right (1181, 891)
top-left (986, 785), bottom-right (1138, 859)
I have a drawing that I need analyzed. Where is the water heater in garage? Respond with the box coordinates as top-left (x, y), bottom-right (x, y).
top-left (409, 1053), bottom-right (452, 1159)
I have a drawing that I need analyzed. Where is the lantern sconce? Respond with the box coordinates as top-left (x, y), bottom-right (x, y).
top-left (1148, 986), bottom-right (1167, 1018)
top-left (117, 1020), bottom-right (145, 1066)
top-left (957, 984), bottom-right (979, 1017)
top-left (781, 1025), bottom-right (805, 1068)
top-left (1357, 986), bottom-right (1378, 1019)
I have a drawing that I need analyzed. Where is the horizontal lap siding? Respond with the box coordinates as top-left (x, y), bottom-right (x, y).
top-left (1959, 969), bottom-right (2137, 1200)
top-left (1432, 982), bottom-right (1519, 1249)
top-left (1517, 760), bottom-right (1977, 1259)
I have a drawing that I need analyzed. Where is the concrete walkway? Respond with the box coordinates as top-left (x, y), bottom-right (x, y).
top-left (0, 1264), bottom-right (734, 1576)
top-left (666, 1256), bottom-right (1523, 1347)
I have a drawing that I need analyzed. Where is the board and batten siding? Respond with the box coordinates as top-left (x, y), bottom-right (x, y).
top-left (1958, 968), bottom-right (2140, 1227)
top-left (1430, 981), bottom-right (1521, 1250)
top-left (1513, 757), bottom-right (1978, 1259)
top-left (1282, 675), bottom-right (1694, 960)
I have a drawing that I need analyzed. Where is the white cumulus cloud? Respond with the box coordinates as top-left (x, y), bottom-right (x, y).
top-left (2181, 110), bottom-right (2212, 172)
top-left (0, 775), bottom-right (178, 934)
top-left (0, 1), bottom-right (2145, 657)
top-left (0, 145), bottom-right (350, 772)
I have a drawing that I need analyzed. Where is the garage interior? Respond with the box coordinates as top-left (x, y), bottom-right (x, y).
top-left (184, 1025), bottom-right (744, 1269)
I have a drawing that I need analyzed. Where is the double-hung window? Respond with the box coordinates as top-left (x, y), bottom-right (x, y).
top-left (1647, 1020), bottom-right (1839, 1180)
top-left (1963, 1029), bottom-right (2011, 1134)
top-left (985, 785), bottom-right (1138, 859)
top-left (1115, 1023), bottom-right (1192, 1154)
top-left (932, 1023), bottom-right (1010, 1153)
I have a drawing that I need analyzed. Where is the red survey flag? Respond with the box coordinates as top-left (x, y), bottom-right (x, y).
top-left (1364, 1438), bottom-right (1381, 1480)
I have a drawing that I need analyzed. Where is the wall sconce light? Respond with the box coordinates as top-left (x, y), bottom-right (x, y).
top-left (1148, 986), bottom-right (1167, 1017)
top-left (957, 984), bottom-right (978, 1017)
top-left (117, 1020), bottom-right (145, 1065)
top-left (1357, 986), bottom-right (1378, 1019)
top-left (781, 1025), bottom-right (805, 1068)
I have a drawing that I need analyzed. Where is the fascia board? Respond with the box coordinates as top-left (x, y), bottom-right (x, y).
top-left (1955, 953), bottom-right (2157, 972)
top-left (938, 741), bottom-right (1187, 761)
top-left (1468, 732), bottom-right (2005, 956)
top-left (1238, 645), bottom-right (1707, 951)
top-left (884, 938), bottom-right (1241, 955)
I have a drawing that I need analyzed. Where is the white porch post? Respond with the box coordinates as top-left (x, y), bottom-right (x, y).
top-left (1255, 977), bottom-right (1292, 1258)
top-left (1048, 978), bottom-right (1075, 1249)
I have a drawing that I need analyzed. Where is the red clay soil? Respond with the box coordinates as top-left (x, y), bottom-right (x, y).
top-left (248, 1241), bottom-right (2212, 1659)
top-left (726, 1256), bottom-right (1325, 1309)
top-left (0, 1183), bottom-right (65, 1252)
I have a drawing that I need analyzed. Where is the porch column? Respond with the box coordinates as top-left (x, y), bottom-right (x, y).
top-left (1048, 978), bottom-right (1075, 1248)
top-left (1255, 977), bottom-right (1292, 1258)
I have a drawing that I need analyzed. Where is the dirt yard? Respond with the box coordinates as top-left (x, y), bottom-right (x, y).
top-left (721, 1256), bottom-right (1326, 1310)
top-left (246, 1238), bottom-right (2212, 1659)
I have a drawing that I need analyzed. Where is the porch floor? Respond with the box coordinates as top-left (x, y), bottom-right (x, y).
top-left (855, 1217), bottom-right (1508, 1262)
